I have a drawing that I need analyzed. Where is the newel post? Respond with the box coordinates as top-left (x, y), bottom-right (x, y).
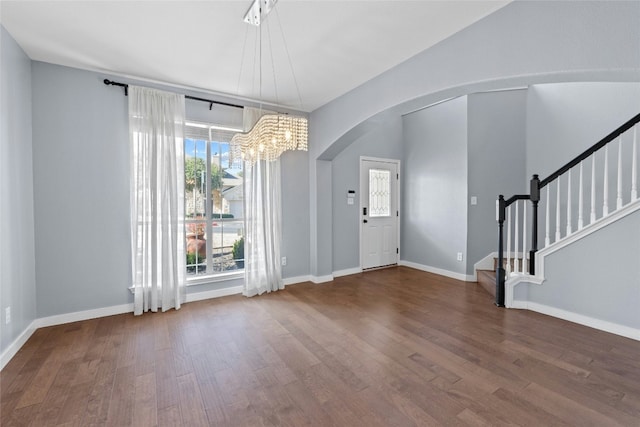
top-left (529, 175), bottom-right (540, 275)
top-left (496, 195), bottom-right (506, 307)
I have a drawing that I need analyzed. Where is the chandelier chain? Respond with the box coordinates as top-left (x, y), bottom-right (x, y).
top-left (274, 7), bottom-right (304, 111)
top-left (235, 24), bottom-right (250, 98)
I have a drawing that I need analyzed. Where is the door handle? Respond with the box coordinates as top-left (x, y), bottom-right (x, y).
top-left (363, 219), bottom-right (368, 223)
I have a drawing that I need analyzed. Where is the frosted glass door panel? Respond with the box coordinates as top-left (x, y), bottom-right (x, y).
top-left (369, 169), bottom-right (391, 217)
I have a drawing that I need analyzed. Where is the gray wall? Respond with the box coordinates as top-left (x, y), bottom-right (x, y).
top-left (0, 26), bottom-right (37, 355)
top-left (309, 159), bottom-right (333, 278)
top-left (308, 0), bottom-right (640, 278)
top-left (526, 82), bottom-right (640, 248)
top-left (281, 149), bottom-right (310, 278)
top-left (526, 82), bottom-right (640, 179)
top-left (30, 61), bottom-right (309, 318)
top-left (31, 62), bottom-right (132, 317)
top-left (467, 90), bottom-right (527, 273)
top-left (331, 116), bottom-right (403, 272)
top-left (520, 209), bottom-right (640, 330)
top-left (401, 96), bottom-right (468, 275)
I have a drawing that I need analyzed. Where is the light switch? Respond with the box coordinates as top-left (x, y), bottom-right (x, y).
top-left (471, 196), bottom-right (477, 205)
top-left (347, 198), bottom-right (354, 205)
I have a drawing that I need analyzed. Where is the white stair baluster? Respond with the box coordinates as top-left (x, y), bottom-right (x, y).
top-left (578, 162), bottom-right (584, 230)
top-left (617, 137), bottom-right (623, 209)
top-left (590, 155), bottom-right (597, 223)
top-left (603, 145), bottom-right (609, 216)
top-left (632, 126), bottom-right (638, 201)
top-left (544, 186), bottom-right (550, 247)
top-left (566, 169), bottom-right (572, 236)
top-left (506, 205), bottom-right (512, 275)
top-left (515, 201), bottom-right (520, 273)
top-left (522, 200), bottom-right (527, 274)
top-left (555, 179), bottom-right (561, 242)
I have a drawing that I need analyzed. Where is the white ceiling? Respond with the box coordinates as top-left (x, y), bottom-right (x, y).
top-left (1, 1), bottom-right (510, 112)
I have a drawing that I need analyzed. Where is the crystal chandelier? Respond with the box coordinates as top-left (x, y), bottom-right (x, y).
top-left (231, 0), bottom-right (308, 163)
top-left (231, 113), bottom-right (307, 162)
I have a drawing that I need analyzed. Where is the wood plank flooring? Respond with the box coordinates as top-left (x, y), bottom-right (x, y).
top-left (2, 266), bottom-right (640, 426)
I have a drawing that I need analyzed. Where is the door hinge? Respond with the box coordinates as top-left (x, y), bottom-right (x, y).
top-left (396, 210), bottom-right (398, 217)
top-left (396, 248), bottom-right (399, 254)
top-left (397, 173), bottom-right (399, 179)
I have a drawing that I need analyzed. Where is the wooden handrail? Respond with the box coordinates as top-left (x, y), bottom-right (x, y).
top-left (539, 112), bottom-right (640, 188)
top-left (504, 194), bottom-right (530, 207)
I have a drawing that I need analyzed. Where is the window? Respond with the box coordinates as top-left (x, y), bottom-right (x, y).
top-left (184, 122), bottom-right (244, 279)
top-left (369, 168), bottom-right (391, 217)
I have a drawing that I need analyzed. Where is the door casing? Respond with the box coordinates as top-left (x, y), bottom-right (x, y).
top-left (359, 156), bottom-right (401, 270)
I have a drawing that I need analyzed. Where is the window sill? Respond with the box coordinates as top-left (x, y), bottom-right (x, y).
top-left (186, 271), bottom-right (244, 286)
top-left (128, 271), bottom-right (244, 294)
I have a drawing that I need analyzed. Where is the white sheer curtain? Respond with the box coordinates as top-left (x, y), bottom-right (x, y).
top-left (129, 86), bottom-right (186, 315)
top-left (242, 108), bottom-right (284, 297)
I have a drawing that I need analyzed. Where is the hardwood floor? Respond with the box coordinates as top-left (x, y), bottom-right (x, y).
top-left (2, 266), bottom-right (640, 426)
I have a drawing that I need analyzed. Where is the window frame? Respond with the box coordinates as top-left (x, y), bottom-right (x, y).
top-left (184, 121), bottom-right (245, 284)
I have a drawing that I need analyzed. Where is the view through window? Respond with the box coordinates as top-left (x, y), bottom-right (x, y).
top-left (184, 123), bottom-right (244, 278)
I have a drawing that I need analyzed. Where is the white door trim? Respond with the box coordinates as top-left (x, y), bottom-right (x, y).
top-left (359, 156), bottom-right (401, 270)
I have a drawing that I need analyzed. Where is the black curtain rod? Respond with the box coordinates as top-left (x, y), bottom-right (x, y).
top-left (103, 79), bottom-right (244, 110)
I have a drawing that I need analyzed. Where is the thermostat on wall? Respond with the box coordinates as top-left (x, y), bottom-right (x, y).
top-left (347, 190), bottom-right (355, 205)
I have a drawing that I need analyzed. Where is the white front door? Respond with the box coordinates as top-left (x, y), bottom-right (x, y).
top-left (360, 158), bottom-right (399, 270)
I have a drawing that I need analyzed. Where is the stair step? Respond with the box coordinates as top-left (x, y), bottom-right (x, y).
top-left (477, 269), bottom-right (496, 297)
top-left (493, 257), bottom-right (527, 272)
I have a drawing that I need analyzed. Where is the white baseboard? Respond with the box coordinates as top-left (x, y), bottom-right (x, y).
top-left (310, 274), bottom-right (334, 284)
top-left (185, 285), bottom-right (243, 303)
top-left (0, 320), bottom-right (38, 371)
top-left (283, 275), bottom-right (312, 286)
top-left (509, 300), bottom-right (528, 310)
top-left (36, 303), bottom-right (134, 329)
top-left (399, 260), bottom-right (474, 282)
top-left (188, 276), bottom-right (312, 301)
top-left (333, 267), bottom-right (362, 278)
top-left (511, 300), bottom-right (640, 342)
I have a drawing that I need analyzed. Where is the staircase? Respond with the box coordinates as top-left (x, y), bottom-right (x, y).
top-left (478, 112), bottom-right (640, 306)
top-left (476, 257), bottom-right (525, 297)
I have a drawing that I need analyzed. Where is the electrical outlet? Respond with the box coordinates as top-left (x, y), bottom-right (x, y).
top-left (5, 306), bottom-right (11, 324)
top-left (281, 256), bottom-right (287, 266)
top-left (457, 252), bottom-right (463, 262)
